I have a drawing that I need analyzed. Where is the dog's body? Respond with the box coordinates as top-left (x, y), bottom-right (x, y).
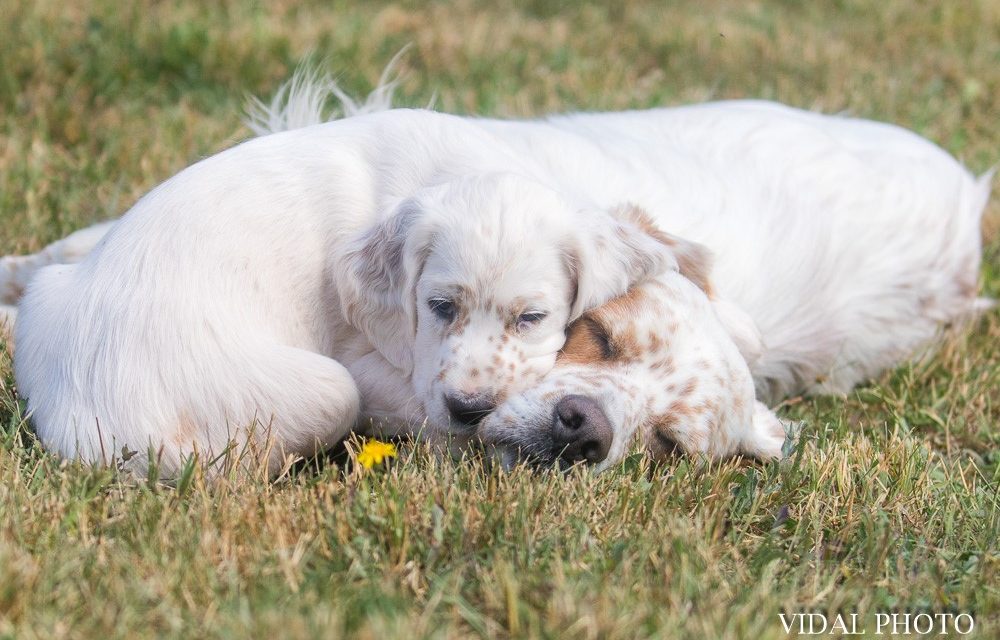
top-left (4, 79), bottom-right (991, 475)
top-left (477, 106), bottom-right (991, 468)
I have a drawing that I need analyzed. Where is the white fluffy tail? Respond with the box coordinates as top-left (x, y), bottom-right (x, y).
top-left (243, 49), bottom-right (408, 136)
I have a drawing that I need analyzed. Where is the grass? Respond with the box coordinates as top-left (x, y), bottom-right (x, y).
top-left (1, 0), bottom-right (998, 638)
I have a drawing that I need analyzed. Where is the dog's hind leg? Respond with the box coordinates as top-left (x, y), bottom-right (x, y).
top-left (233, 344), bottom-right (364, 476)
top-left (1, 220), bottom-right (117, 305)
top-left (128, 342), bottom-right (364, 478)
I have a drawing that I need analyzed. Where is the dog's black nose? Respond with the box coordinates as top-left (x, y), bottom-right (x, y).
top-left (445, 392), bottom-right (496, 427)
top-left (552, 395), bottom-right (613, 465)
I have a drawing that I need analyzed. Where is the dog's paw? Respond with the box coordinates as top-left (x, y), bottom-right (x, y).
top-left (741, 400), bottom-right (788, 461)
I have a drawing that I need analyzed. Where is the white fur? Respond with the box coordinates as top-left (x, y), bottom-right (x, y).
top-left (4, 72), bottom-right (991, 475)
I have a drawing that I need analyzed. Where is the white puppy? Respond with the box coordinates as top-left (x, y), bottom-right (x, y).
top-left (10, 107), bottom-right (680, 476)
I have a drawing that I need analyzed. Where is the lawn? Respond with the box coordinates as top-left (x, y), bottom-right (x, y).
top-left (0, 1), bottom-right (998, 638)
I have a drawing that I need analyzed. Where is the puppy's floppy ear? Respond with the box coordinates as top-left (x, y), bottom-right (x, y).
top-left (615, 204), bottom-right (716, 295)
top-left (613, 205), bottom-right (765, 365)
top-left (565, 204), bottom-right (715, 318)
top-left (337, 200), bottom-right (434, 374)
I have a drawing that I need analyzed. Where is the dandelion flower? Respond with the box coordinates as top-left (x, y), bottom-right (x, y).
top-left (356, 439), bottom-right (397, 469)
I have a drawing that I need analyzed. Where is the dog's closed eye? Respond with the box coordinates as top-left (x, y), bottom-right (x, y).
top-left (516, 311), bottom-right (547, 332)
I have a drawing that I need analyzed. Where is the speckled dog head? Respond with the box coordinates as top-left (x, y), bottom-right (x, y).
top-left (479, 273), bottom-right (786, 471)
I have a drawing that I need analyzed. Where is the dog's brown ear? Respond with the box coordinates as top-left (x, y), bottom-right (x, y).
top-left (337, 200), bottom-right (433, 374)
top-left (565, 204), bottom-right (715, 318)
top-left (614, 204), bottom-right (715, 295)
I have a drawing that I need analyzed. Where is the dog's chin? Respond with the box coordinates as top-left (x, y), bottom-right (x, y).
top-left (481, 443), bottom-right (522, 471)
top-left (487, 441), bottom-right (605, 472)
top-left (478, 414), bottom-right (562, 471)
top-left (488, 442), bottom-right (561, 471)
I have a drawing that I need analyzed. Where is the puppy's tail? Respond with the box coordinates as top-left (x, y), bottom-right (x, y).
top-left (244, 48), bottom-right (408, 136)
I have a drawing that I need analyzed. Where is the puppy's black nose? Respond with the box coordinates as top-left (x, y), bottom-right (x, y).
top-left (445, 392), bottom-right (496, 427)
top-left (552, 394), bottom-right (613, 465)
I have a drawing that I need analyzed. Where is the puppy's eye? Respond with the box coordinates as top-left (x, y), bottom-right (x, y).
top-left (428, 298), bottom-right (457, 322)
top-left (516, 311), bottom-right (547, 331)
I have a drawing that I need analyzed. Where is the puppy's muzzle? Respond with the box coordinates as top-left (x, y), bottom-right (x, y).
top-left (552, 395), bottom-right (613, 466)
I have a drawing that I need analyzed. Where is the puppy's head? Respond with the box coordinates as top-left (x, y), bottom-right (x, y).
top-left (479, 272), bottom-right (786, 471)
top-left (339, 173), bottom-right (687, 435)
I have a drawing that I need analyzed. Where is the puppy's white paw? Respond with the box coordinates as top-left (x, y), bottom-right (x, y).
top-left (741, 401), bottom-right (788, 461)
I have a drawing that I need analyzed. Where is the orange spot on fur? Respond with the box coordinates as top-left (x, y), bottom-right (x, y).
top-left (172, 413), bottom-right (199, 446)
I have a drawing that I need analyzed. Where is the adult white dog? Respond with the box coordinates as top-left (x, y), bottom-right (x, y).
top-left (3, 71), bottom-right (991, 476)
top-left (479, 111), bottom-right (993, 469)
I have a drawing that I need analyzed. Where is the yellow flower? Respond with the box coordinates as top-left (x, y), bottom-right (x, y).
top-left (356, 439), bottom-right (398, 469)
